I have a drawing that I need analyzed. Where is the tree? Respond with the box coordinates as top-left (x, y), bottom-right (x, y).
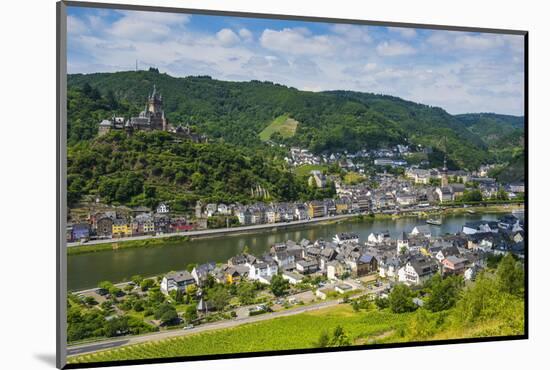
top-left (425, 274), bottom-right (463, 312)
top-left (185, 284), bottom-right (198, 297)
top-left (208, 286), bottom-right (230, 311)
top-left (154, 303), bottom-right (178, 325)
top-left (328, 325), bottom-right (351, 347)
top-left (131, 275), bottom-right (144, 286)
top-left (461, 189), bottom-right (483, 202)
top-left (133, 300), bottom-right (144, 312)
top-left (140, 278), bottom-right (155, 291)
top-left (496, 254), bottom-right (524, 296)
top-left (388, 284), bottom-right (416, 313)
top-left (104, 316), bottom-right (129, 337)
top-left (270, 274), bottom-right (290, 297)
top-left (184, 304), bottom-right (198, 323)
top-left (316, 331), bottom-right (330, 348)
top-left (237, 281), bottom-right (256, 305)
top-left (409, 308), bottom-right (434, 339)
top-left (375, 296), bottom-right (389, 310)
top-left (98, 281), bottom-right (114, 291)
top-left (496, 188), bottom-right (509, 201)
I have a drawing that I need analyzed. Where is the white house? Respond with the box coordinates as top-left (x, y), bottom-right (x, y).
top-left (397, 257), bottom-right (439, 285)
top-left (333, 232), bottom-right (359, 245)
top-left (217, 203), bottom-right (229, 215)
top-left (206, 203), bottom-right (217, 217)
top-left (246, 261), bottom-right (278, 282)
top-left (378, 257), bottom-right (400, 280)
top-left (156, 203), bottom-right (170, 214)
top-left (367, 231), bottom-right (389, 245)
top-left (160, 270), bottom-right (195, 295)
top-left (411, 225), bottom-right (431, 238)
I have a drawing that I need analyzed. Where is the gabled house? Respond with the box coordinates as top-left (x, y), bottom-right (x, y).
top-left (156, 203), bottom-right (170, 214)
top-left (295, 259), bottom-right (319, 274)
top-left (191, 262), bottom-right (216, 286)
top-left (326, 260), bottom-right (351, 280)
top-left (224, 265), bottom-right (249, 284)
top-left (411, 225), bottom-right (431, 238)
top-left (397, 256), bottom-right (439, 285)
top-left (333, 232), bottom-right (359, 245)
top-left (160, 270), bottom-right (195, 295)
top-left (246, 260), bottom-right (278, 283)
top-left (356, 254), bottom-right (378, 276)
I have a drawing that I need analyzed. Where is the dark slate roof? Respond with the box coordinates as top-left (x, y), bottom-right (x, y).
top-left (359, 254), bottom-right (376, 263)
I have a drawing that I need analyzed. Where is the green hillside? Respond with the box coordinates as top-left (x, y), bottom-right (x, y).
top-left (259, 114), bottom-right (299, 141)
top-left (67, 70), bottom-right (499, 170)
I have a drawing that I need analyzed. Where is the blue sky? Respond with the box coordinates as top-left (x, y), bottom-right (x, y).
top-left (67, 6), bottom-right (525, 115)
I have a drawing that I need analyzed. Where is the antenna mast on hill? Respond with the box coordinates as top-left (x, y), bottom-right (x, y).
top-left (135, 59), bottom-right (138, 71)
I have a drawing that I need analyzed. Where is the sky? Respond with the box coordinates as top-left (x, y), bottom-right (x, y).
top-left (67, 6), bottom-right (525, 115)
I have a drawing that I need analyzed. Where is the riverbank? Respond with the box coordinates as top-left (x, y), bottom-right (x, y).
top-left (67, 204), bottom-right (523, 256)
top-left (67, 235), bottom-right (190, 256)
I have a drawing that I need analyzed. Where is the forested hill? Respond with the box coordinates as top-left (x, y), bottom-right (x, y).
top-left (68, 70), bottom-right (502, 170)
top-left (454, 113), bottom-right (524, 148)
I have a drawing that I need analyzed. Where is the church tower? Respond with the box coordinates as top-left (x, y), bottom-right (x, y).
top-left (441, 155), bottom-right (449, 187)
top-left (441, 136), bottom-right (449, 187)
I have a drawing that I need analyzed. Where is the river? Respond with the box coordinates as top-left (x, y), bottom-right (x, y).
top-left (68, 213), bottom-right (510, 291)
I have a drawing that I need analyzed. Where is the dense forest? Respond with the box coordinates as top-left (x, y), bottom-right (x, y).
top-left (66, 70), bottom-right (525, 207)
top-left (455, 113), bottom-right (525, 183)
top-left (67, 70), bottom-right (523, 170)
top-left (67, 129), bottom-right (336, 209)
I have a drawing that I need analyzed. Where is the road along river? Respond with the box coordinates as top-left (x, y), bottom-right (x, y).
top-left (67, 213), bottom-right (515, 291)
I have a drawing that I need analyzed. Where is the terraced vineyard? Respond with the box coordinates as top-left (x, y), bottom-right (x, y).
top-left (259, 114), bottom-right (299, 141)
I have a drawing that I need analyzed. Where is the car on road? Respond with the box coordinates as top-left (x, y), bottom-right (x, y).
top-left (183, 324), bottom-right (194, 330)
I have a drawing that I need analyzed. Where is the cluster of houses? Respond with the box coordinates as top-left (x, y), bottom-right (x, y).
top-left (285, 145), bottom-right (414, 172)
top-left (67, 203), bottom-right (201, 242)
top-left (159, 214), bottom-right (525, 301)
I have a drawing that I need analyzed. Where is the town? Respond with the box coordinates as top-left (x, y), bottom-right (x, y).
top-left (67, 155), bottom-right (524, 243)
top-left (67, 212), bottom-right (524, 354)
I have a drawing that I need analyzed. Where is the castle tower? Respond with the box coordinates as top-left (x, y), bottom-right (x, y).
top-left (147, 84), bottom-right (163, 114)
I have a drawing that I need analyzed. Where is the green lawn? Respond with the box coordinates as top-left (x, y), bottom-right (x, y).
top-left (259, 114), bottom-right (299, 141)
top-left (68, 305), bottom-right (414, 364)
top-left (294, 164), bottom-right (328, 178)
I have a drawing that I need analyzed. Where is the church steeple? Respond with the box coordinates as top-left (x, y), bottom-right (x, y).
top-left (441, 136), bottom-right (449, 187)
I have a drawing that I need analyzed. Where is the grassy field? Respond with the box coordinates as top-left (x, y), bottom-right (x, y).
top-left (343, 172), bottom-right (367, 185)
top-left (259, 114), bottom-right (299, 141)
top-left (68, 305), bottom-right (415, 364)
top-left (294, 164), bottom-right (328, 177)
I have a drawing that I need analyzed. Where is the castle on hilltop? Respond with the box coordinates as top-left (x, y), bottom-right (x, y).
top-left (98, 86), bottom-right (206, 142)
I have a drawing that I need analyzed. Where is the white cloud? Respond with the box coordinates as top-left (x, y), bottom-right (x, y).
top-left (331, 24), bottom-right (372, 43)
top-left (238, 28), bottom-right (253, 42)
top-left (67, 9), bottom-right (524, 115)
top-left (260, 28), bottom-right (335, 56)
top-left (216, 28), bottom-right (240, 47)
top-left (67, 15), bottom-right (88, 35)
top-left (364, 62), bottom-right (377, 72)
top-left (376, 41), bottom-right (416, 56)
top-left (108, 11), bottom-right (190, 42)
top-left (388, 27), bottom-right (417, 39)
